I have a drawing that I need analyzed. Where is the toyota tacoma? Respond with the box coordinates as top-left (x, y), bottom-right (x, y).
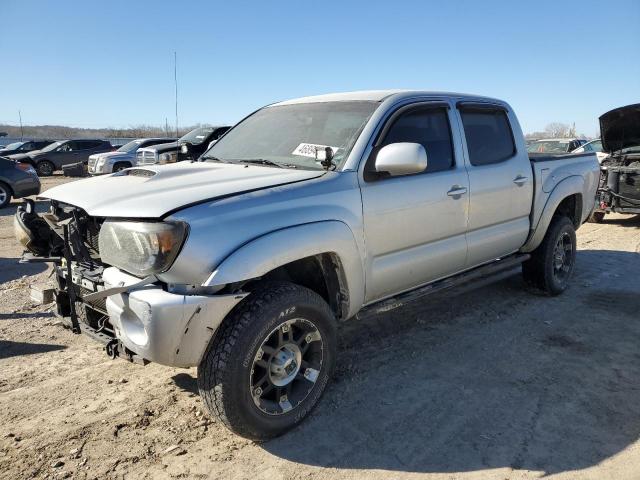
top-left (14, 90), bottom-right (599, 440)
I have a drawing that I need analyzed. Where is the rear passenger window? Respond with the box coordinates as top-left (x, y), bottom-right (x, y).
top-left (380, 108), bottom-right (454, 173)
top-left (459, 108), bottom-right (515, 166)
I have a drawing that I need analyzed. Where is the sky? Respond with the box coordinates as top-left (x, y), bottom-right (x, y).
top-left (0, 0), bottom-right (638, 136)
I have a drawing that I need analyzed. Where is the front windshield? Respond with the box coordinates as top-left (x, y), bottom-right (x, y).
top-left (3, 142), bottom-right (24, 150)
top-left (41, 141), bottom-right (64, 152)
top-left (117, 139), bottom-right (144, 153)
top-left (203, 101), bottom-right (378, 170)
top-left (180, 127), bottom-right (214, 145)
top-left (589, 140), bottom-right (603, 152)
top-left (527, 141), bottom-right (570, 153)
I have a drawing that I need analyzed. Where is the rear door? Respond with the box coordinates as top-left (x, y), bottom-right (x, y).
top-left (456, 103), bottom-right (533, 267)
top-left (360, 102), bottom-right (470, 302)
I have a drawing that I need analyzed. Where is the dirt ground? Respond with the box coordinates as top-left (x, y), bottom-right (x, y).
top-left (1, 175), bottom-right (639, 480)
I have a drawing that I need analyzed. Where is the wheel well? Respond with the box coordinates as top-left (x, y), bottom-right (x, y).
top-left (0, 180), bottom-right (13, 196)
top-left (554, 194), bottom-right (582, 228)
top-left (245, 254), bottom-right (349, 320)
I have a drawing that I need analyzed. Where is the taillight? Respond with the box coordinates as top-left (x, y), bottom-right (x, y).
top-left (16, 163), bottom-right (36, 174)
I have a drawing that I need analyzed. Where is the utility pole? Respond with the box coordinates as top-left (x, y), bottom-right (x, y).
top-left (18, 110), bottom-right (24, 140)
top-left (174, 51), bottom-right (178, 140)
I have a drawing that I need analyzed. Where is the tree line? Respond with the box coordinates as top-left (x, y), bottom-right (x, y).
top-left (0, 123), bottom-right (214, 140)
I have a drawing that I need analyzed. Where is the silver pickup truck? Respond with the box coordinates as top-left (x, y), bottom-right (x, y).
top-left (14, 90), bottom-right (599, 440)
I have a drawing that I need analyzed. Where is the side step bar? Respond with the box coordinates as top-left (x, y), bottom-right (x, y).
top-left (357, 253), bottom-right (530, 320)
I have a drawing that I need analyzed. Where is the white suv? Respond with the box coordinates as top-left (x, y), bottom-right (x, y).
top-left (88, 138), bottom-right (175, 175)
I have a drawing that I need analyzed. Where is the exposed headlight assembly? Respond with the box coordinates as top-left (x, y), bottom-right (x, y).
top-left (98, 220), bottom-right (188, 277)
top-left (158, 152), bottom-right (177, 164)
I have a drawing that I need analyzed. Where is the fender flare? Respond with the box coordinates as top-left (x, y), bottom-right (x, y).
top-left (203, 221), bottom-right (365, 318)
top-left (520, 175), bottom-right (584, 253)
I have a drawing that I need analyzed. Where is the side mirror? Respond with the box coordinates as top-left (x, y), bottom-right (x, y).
top-left (375, 142), bottom-right (428, 176)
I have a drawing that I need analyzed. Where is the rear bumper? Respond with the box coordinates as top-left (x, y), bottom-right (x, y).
top-left (101, 268), bottom-right (246, 368)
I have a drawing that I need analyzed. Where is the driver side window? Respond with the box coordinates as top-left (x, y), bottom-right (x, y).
top-left (379, 107), bottom-right (455, 174)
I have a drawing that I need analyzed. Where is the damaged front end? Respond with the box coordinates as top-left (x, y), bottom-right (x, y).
top-left (595, 104), bottom-right (640, 215)
top-left (14, 199), bottom-right (247, 368)
top-left (14, 199), bottom-right (145, 361)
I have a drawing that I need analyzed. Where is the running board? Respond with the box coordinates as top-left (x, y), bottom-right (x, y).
top-left (356, 254), bottom-right (530, 320)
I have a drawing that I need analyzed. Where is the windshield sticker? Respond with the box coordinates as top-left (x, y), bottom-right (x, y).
top-left (292, 143), bottom-right (339, 158)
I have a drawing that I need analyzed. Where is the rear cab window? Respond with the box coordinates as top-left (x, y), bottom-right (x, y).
top-left (458, 106), bottom-right (516, 166)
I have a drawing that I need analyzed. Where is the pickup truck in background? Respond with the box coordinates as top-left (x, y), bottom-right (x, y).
top-left (591, 103), bottom-right (640, 222)
top-left (88, 137), bottom-right (176, 175)
top-left (14, 90), bottom-right (599, 440)
top-left (135, 126), bottom-right (230, 166)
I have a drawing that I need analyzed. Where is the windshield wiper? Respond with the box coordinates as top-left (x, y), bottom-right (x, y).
top-left (201, 155), bottom-right (225, 163)
top-left (235, 159), bottom-right (297, 169)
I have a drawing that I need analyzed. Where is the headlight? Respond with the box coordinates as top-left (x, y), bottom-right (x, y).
top-left (158, 152), bottom-right (177, 164)
top-left (98, 221), bottom-right (188, 277)
top-left (96, 158), bottom-right (106, 168)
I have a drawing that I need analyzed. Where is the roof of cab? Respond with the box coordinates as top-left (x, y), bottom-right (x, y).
top-left (271, 90), bottom-right (503, 106)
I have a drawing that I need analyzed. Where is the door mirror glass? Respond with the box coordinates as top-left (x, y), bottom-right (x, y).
top-left (375, 142), bottom-right (428, 176)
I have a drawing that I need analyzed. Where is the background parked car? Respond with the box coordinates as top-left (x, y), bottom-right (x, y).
top-left (136, 126), bottom-right (230, 165)
top-left (9, 139), bottom-right (112, 176)
top-left (571, 138), bottom-right (609, 163)
top-left (526, 138), bottom-right (587, 153)
top-left (88, 137), bottom-right (176, 175)
top-left (0, 140), bottom-right (54, 155)
top-left (0, 156), bottom-right (40, 208)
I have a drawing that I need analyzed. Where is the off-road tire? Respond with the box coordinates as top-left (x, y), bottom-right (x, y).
top-left (588, 211), bottom-right (605, 223)
top-left (197, 281), bottom-right (337, 441)
top-left (113, 162), bottom-right (131, 173)
top-left (522, 215), bottom-right (576, 295)
top-left (0, 181), bottom-right (12, 208)
top-left (36, 160), bottom-right (55, 177)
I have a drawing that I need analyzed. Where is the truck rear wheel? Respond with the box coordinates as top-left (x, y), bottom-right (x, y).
top-left (197, 281), bottom-right (337, 440)
top-left (522, 215), bottom-right (576, 295)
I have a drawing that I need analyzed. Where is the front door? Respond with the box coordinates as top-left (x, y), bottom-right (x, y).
top-left (360, 103), bottom-right (470, 303)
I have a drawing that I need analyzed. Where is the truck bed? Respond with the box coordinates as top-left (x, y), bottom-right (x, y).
top-left (528, 152), bottom-right (597, 163)
top-left (522, 151), bottom-right (600, 252)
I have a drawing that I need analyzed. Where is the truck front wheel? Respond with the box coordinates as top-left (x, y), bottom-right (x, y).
top-left (197, 281), bottom-right (337, 440)
top-left (522, 215), bottom-right (576, 295)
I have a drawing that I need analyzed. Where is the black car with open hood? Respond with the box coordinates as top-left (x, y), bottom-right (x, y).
top-left (600, 103), bottom-right (640, 154)
top-left (592, 103), bottom-right (640, 222)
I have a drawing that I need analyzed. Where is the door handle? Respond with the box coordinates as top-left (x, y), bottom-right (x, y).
top-left (513, 175), bottom-right (528, 186)
top-left (447, 185), bottom-right (468, 198)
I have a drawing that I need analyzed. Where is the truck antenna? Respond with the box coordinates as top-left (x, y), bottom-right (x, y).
top-left (18, 110), bottom-right (24, 140)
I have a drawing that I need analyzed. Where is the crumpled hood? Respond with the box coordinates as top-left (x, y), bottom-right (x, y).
top-left (40, 161), bottom-right (325, 218)
top-left (600, 103), bottom-right (640, 153)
